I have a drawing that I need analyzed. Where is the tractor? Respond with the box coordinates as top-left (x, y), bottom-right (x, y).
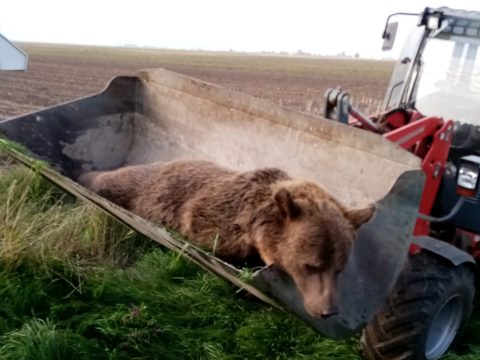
top-left (2, 6), bottom-right (480, 360)
top-left (325, 6), bottom-right (480, 360)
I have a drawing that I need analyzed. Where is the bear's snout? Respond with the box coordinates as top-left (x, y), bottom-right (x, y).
top-left (299, 269), bottom-right (339, 319)
top-left (320, 305), bottom-right (339, 319)
top-left (304, 290), bottom-right (338, 319)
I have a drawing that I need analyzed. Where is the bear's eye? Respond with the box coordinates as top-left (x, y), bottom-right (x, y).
top-left (304, 264), bottom-right (321, 274)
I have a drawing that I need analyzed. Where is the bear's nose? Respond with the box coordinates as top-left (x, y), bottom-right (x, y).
top-left (305, 300), bottom-right (339, 318)
top-left (304, 294), bottom-right (339, 318)
top-left (320, 307), bottom-right (338, 319)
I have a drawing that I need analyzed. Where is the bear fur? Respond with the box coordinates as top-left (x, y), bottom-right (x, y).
top-left (78, 160), bottom-right (374, 318)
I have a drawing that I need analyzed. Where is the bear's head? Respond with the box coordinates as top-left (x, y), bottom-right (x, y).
top-left (255, 180), bottom-right (375, 318)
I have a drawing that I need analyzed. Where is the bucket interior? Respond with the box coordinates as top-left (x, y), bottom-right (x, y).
top-left (52, 69), bottom-right (420, 210)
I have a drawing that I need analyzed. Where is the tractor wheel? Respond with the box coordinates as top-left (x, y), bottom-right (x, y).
top-left (361, 252), bottom-right (475, 360)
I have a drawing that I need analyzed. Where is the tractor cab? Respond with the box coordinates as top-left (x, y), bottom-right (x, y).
top-left (382, 8), bottom-right (480, 236)
top-left (384, 7), bottom-right (480, 129)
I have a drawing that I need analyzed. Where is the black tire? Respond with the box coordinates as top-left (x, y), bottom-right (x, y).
top-left (361, 252), bottom-right (475, 360)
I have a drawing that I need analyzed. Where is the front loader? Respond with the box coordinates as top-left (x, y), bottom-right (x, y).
top-left (0, 68), bottom-right (423, 340)
top-left (325, 7), bottom-right (480, 359)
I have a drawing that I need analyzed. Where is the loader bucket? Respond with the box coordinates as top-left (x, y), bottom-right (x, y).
top-left (0, 69), bottom-right (423, 339)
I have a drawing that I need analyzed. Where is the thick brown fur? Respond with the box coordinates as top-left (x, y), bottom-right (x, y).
top-left (78, 160), bottom-right (374, 317)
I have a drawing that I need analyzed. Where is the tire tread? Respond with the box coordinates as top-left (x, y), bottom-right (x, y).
top-left (361, 252), bottom-right (475, 360)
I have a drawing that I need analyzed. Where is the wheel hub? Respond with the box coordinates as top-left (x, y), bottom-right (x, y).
top-left (425, 295), bottom-right (463, 360)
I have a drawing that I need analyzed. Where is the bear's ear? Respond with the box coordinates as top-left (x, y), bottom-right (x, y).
top-left (345, 204), bottom-right (375, 229)
top-left (274, 188), bottom-right (301, 219)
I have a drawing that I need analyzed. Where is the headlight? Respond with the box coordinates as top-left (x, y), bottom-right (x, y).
top-left (456, 155), bottom-right (480, 197)
top-left (458, 165), bottom-right (479, 189)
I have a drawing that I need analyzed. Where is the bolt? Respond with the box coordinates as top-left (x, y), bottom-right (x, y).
top-left (445, 126), bottom-right (453, 141)
top-left (433, 163), bottom-right (442, 178)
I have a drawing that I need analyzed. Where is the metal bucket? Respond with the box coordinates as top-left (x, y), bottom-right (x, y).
top-left (0, 69), bottom-right (423, 338)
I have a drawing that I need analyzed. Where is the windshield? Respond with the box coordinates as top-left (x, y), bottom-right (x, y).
top-left (414, 36), bottom-right (480, 125)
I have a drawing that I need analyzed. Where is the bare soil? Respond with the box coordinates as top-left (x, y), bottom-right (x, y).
top-left (0, 43), bottom-right (394, 120)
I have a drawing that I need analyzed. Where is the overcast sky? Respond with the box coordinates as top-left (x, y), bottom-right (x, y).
top-left (2, 0), bottom-right (480, 58)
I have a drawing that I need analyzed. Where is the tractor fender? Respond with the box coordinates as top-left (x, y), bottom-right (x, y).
top-left (414, 236), bottom-right (476, 268)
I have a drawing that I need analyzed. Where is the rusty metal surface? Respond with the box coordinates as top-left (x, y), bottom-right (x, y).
top-left (0, 68), bottom-right (423, 339)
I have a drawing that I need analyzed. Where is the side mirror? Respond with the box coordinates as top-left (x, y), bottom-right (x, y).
top-left (382, 22), bottom-right (398, 51)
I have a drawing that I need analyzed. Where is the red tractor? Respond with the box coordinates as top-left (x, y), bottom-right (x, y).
top-left (325, 6), bottom-right (480, 360)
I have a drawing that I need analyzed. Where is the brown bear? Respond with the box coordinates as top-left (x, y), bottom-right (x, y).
top-left (78, 160), bottom-right (374, 318)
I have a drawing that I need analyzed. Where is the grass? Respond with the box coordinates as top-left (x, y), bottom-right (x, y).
top-left (0, 160), bottom-right (360, 359)
top-left (0, 158), bottom-right (479, 359)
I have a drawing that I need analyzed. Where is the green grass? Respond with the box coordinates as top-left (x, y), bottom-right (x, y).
top-left (0, 158), bottom-right (479, 359)
top-left (0, 160), bottom-right (359, 359)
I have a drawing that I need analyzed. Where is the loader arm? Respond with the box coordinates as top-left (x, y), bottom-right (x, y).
top-left (382, 114), bottom-right (454, 237)
top-left (324, 90), bottom-right (453, 238)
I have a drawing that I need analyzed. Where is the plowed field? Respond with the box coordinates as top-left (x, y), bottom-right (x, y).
top-left (0, 43), bottom-right (394, 120)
